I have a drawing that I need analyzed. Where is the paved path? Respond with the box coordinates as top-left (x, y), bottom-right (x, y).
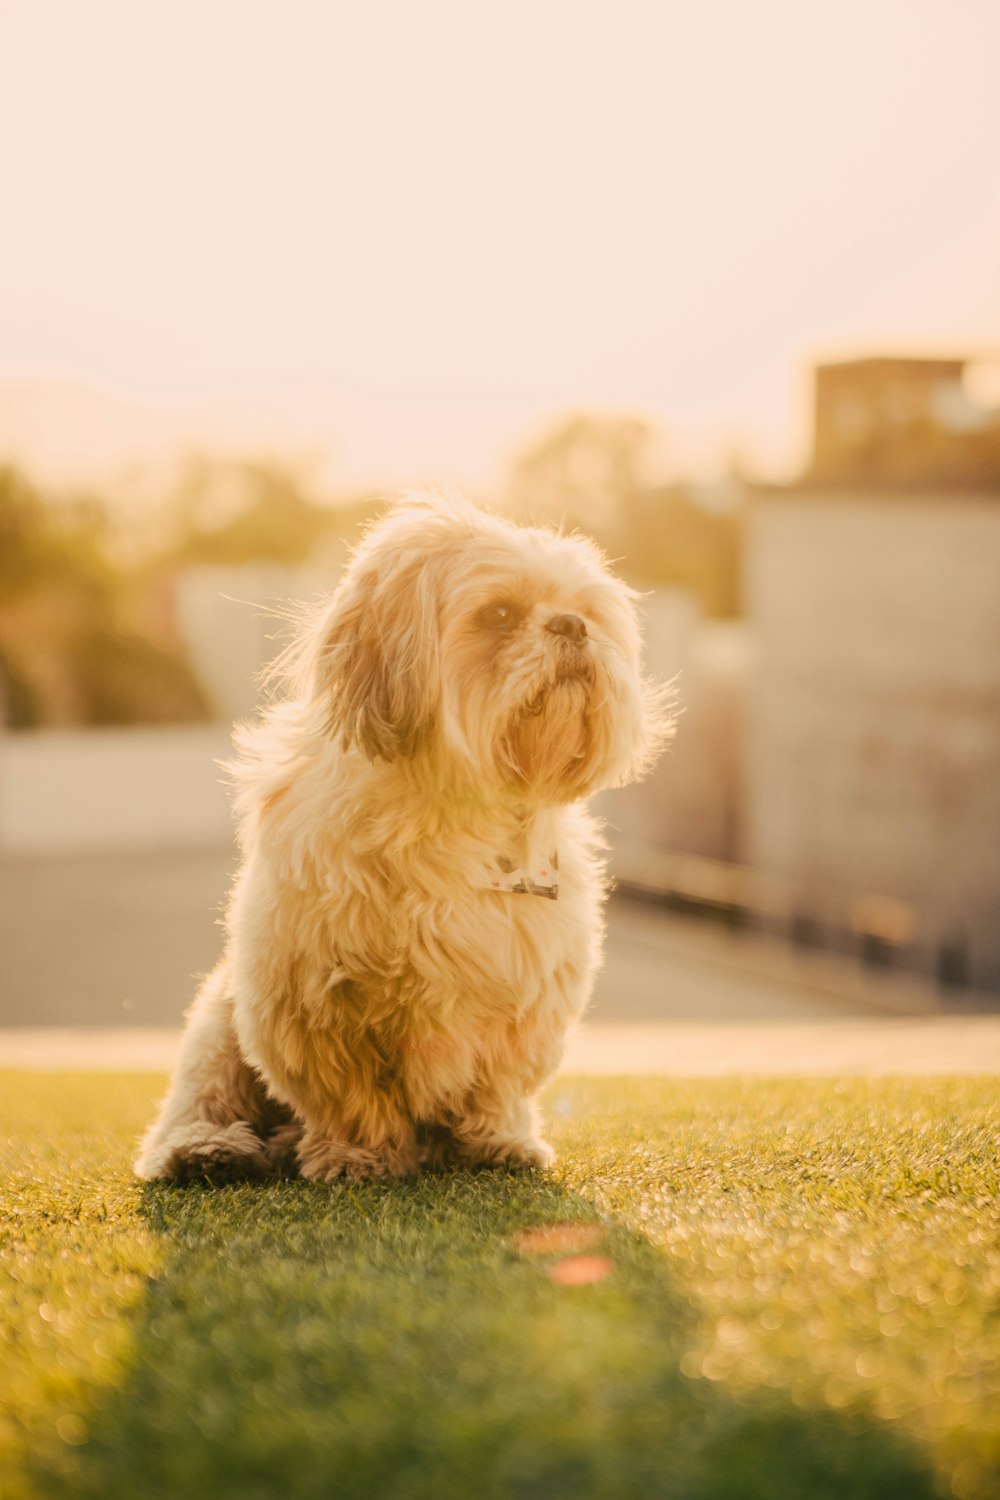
top-left (567, 1018), bottom-right (1000, 1075)
top-left (0, 848), bottom-right (233, 1027)
top-left (1, 1018), bottom-right (998, 1075)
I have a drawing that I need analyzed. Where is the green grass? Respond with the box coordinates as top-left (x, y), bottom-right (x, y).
top-left (1, 1074), bottom-right (998, 1500)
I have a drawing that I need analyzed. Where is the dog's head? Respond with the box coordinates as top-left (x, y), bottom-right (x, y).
top-left (304, 493), bottom-right (670, 802)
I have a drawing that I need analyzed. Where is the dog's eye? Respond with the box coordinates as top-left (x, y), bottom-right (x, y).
top-left (481, 601), bottom-right (519, 630)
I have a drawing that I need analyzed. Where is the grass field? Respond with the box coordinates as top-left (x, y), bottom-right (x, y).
top-left (1, 1072), bottom-right (998, 1500)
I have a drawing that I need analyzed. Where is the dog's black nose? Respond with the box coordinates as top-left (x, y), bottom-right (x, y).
top-left (545, 613), bottom-right (588, 644)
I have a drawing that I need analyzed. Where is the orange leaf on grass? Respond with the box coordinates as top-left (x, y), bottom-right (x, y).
top-left (547, 1255), bottom-right (615, 1287)
top-left (510, 1223), bottom-right (606, 1257)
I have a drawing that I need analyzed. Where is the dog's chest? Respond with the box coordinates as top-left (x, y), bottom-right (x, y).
top-left (415, 888), bottom-right (575, 1001)
top-left (277, 813), bottom-right (604, 1023)
top-left (384, 885), bottom-right (598, 1114)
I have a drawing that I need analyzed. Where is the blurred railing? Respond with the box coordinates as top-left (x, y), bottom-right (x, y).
top-left (611, 840), bottom-right (991, 1000)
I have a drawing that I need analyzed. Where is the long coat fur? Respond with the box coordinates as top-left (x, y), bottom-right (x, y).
top-left (136, 494), bottom-right (670, 1182)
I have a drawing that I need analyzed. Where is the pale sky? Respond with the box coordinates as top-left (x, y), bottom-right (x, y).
top-left (2, 0), bottom-right (999, 490)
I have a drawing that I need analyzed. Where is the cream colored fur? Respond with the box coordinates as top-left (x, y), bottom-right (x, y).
top-left (136, 493), bottom-right (671, 1183)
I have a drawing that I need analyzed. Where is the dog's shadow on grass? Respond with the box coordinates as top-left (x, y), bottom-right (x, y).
top-left (34, 1171), bottom-right (942, 1500)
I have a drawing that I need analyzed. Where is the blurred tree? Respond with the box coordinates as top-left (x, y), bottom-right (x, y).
top-left (614, 485), bottom-right (743, 616)
top-left (0, 467), bottom-right (209, 728)
top-left (509, 413), bottom-right (655, 536)
top-left (159, 457), bottom-right (349, 567)
top-left (507, 415), bottom-right (744, 616)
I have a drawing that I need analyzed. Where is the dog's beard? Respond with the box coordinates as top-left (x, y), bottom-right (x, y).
top-left (504, 673), bottom-right (594, 795)
top-left (442, 642), bottom-right (612, 801)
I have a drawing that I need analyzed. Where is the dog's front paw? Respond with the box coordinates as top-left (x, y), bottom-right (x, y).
top-left (136, 1121), bottom-right (271, 1184)
top-left (504, 1136), bottom-right (556, 1170)
top-left (296, 1135), bottom-right (418, 1183)
top-left (457, 1134), bottom-right (555, 1172)
top-left (262, 1121), bottom-right (303, 1178)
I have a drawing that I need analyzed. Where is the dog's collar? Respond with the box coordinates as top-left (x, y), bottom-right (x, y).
top-left (485, 851), bottom-right (559, 900)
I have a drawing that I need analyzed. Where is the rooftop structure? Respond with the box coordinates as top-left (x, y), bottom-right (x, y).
top-left (809, 355), bottom-right (1000, 488)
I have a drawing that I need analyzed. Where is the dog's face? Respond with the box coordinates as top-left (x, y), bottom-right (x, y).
top-left (306, 494), bottom-right (668, 803)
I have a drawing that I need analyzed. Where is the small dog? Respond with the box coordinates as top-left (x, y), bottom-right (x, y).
top-left (137, 493), bottom-right (670, 1182)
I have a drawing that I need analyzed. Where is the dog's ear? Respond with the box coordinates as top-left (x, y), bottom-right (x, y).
top-left (312, 551), bottom-right (441, 761)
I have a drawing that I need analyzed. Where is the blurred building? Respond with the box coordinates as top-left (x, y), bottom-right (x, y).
top-left (811, 355), bottom-right (1000, 488)
top-left (173, 565), bottom-right (318, 725)
top-left (745, 356), bottom-right (1000, 993)
top-left (596, 592), bottom-right (749, 868)
top-left (173, 544), bottom-right (347, 724)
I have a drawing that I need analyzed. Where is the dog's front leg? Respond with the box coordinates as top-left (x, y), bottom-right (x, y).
top-left (429, 975), bottom-right (584, 1171)
top-left (438, 1028), bottom-right (561, 1171)
top-left (250, 1022), bottom-right (421, 1183)
top-left (440, 1080), bottom-right (555, 1171)
top-left (293, 1080), bottom-right (420, 1183)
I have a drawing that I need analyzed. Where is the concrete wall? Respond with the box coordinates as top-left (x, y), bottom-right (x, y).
top-left (597, 598), bottom-right (750, 865)
top-left (0, 726), bottom-right (233, 853)
top-left (745, 491), bottom-right (1000, 990)
top-left (174, 560), bottom-right (343, 723)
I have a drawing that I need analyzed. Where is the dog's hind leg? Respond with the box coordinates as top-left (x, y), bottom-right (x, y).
top-left (135, 959), bottom-right (297, 1183)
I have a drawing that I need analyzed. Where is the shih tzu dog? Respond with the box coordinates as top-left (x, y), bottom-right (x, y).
top-left (137, 493), bottom-right (670, 1183)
